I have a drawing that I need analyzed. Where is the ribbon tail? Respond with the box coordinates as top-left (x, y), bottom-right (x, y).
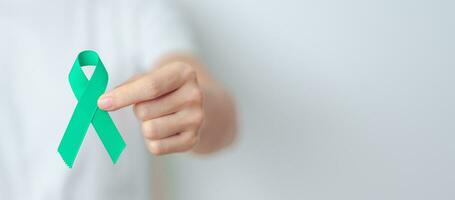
top-left (92, 109), bottom-right (126, 164)
top-left (58, 102), bottom-right (94, 168)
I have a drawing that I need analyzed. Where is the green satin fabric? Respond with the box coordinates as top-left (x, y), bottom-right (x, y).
top-left (58, 50), bottom-right (125, 168)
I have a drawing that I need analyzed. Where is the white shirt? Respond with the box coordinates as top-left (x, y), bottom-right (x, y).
top-left (0, 0), bottom-right (195, 199)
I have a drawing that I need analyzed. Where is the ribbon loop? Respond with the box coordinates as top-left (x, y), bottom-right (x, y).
top-left (58, 50), bottom-right (126, 168)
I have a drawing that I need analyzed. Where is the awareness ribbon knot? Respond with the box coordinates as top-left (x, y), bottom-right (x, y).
top-left (58, 50), bottom-right (126, 168)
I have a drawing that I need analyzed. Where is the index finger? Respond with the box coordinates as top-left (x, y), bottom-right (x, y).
top-left (98, 62), bottom-right (195, 111)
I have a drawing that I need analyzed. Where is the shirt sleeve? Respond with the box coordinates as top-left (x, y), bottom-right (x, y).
top-left (137, 0), bottom-right (197, 71)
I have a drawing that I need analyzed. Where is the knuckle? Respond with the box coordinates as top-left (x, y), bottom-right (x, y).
top-left (186, 110), bottom-right (204, 128)
top-left (186, 87), bottom-right (203, 104)
top-left (147, 141), bottom-right (164, 155)
top-left (149, 83), bottom-right (159, 97)
top-left (145, 77), bottom-right (159, 97)
top-left (178, 63), bottom-right (196, 80)
top-left (134, 105), bottom-right (149, 121)
top-left (184, 132), bottom-right (199, 150)
top-left (192, 110), bottom-right (204, 126)
top-left (142, 122), bottom-right (158, 139)
top-left (189, 134), bottom-right (200, 147)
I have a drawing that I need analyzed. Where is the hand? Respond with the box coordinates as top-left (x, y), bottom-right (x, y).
top-left (97, 62), bottom-right (204, 155)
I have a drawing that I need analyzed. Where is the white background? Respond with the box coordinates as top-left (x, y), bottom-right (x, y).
top-left (163, 1), bottom-right (455, 199)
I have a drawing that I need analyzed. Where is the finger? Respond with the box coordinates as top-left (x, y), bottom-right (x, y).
top-left (145, 131), bottom-right (199, 155)
top-left (133, 80), bottom-right (201, 121)
top-left (141, 109), bottom-right (202, 140)
top-left (98, 62), bottom-right (195, 111)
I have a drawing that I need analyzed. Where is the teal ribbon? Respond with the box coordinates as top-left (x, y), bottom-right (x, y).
top-left (58, 50), bottom-right (126, 168)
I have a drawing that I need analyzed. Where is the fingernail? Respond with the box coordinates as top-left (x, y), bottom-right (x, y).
top-left (98, 96), bottom-right (113, 110)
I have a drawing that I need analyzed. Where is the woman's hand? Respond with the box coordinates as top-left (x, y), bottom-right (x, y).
top-left (97, 62), bottom-right (204, 155)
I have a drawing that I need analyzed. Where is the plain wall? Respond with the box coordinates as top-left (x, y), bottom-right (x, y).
top-left (160, 1), bottom-right (455, 199)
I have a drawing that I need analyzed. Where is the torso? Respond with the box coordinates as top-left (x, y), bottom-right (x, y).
top-left (0, 0), bottom-right (153, 199)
